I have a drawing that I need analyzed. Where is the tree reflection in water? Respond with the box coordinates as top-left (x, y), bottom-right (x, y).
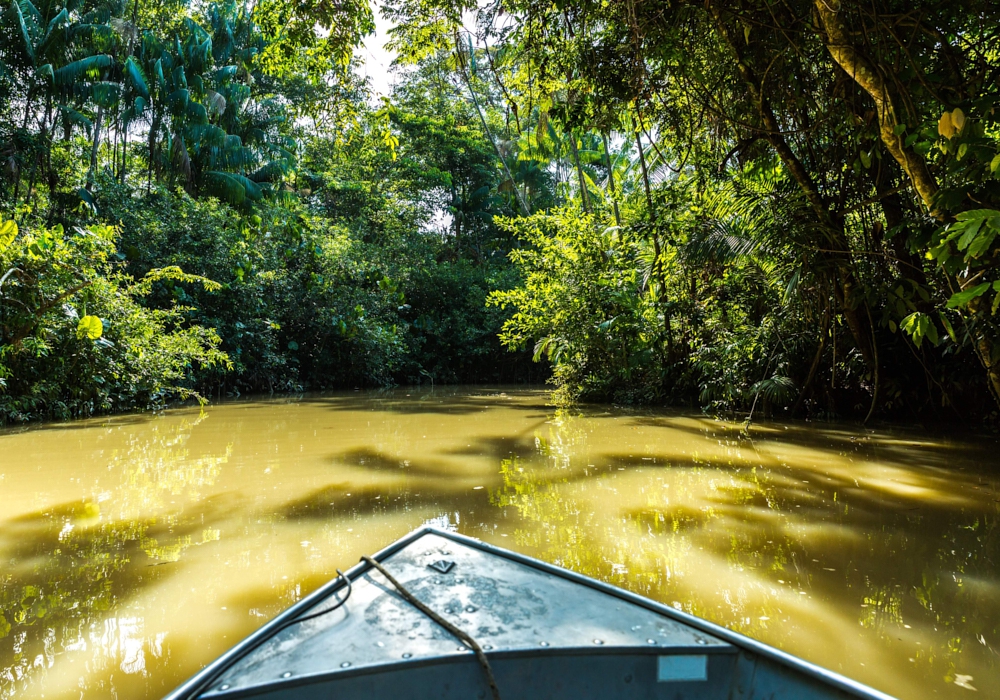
top-left (0, 412), bottom-right (231, 698)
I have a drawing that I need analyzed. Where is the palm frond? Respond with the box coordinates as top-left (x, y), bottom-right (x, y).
top-left (204, 170), bottom-right (262, 204)
top-left (10, 0), bottom-right (37, 61)
top-left (249, 160), bottom-right (286, 183)
top-left (749, 375), bottom-right (796, 405)
top-left (53, 54), bottom-right (112, 85)
top-left (59, 105), bottom-right (93, 136)
top-left (123, 56), bottom-right (148, 98)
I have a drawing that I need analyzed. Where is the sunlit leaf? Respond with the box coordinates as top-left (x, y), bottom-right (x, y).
top-left (77, 315), bottom-right (103, 340)
top-left (0, 218), bottom-right (17, 251)
top-left (946, 283), bottom-right (990, 309)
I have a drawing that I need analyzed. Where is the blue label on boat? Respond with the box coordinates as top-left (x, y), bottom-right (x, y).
top-left (657, 655), bottom-right (707, 682)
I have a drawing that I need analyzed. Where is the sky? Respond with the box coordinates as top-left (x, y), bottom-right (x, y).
top-left (356, 2), bottom-right (398, 99)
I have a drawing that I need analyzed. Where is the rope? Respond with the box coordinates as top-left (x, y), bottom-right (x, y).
top-left (183, 570), bottom-right (352, 698)
top-left (361, 555), bottom-right (502, 700)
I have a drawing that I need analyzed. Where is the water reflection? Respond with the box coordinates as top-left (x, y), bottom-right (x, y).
top-left (0, 389), bottom-right (998, 698)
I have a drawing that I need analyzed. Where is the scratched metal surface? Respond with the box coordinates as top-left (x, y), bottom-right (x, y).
top-left (203, 532), bottom-right (730, 696)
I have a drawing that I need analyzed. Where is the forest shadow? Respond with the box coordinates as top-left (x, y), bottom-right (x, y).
top-left (0, 411), bottom-right (160, 435)
top-left (624, 414), bottom-right (1000, 475)
top-left (597, 448), bottom-right (994, 516)
top-left (326, 448), bottom-right (462, 477)
top-left (281, 477), bottom-right (496, 521)
top-left (439, 431), bottom-right (548, 461)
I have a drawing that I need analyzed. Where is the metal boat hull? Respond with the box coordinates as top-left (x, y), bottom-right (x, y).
top-left (165, 527), bottom-right (896, 700)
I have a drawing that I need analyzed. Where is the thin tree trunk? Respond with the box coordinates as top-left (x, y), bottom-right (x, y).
top-left (634, 125), bottom-right (655, 216)
top-left (113, 117), bottom-right (119, 180)
top-left (87, 105), bottom-right (104, 192)
top-left (147, 112), bottom-right (160, 193)
top-left (792, 307), bottom-right (830, 416)
top-left (602, 131), bottom-right (621, 227)
top-left (10, 88), bottom-right (33, 213)
top-left (120, 119), bottom-right (128, 184)
top-left (874, 161), bottom-right (927, 284)
top-left (633, 121), bottom-right (674, 360)
top-left (455, 34), bottom-right (529, 216)
top-left (568, 130), bottom-right (590, 212)
top-left (25, 117), bottom-right (39, 214)
top-left (45, 96), bottom-right (57, 223)
top-left (21, 85), bottom-right (35, 129)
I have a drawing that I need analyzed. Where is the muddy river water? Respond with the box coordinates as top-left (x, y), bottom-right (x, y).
top-left (1, 387), bottom-right (998, 698)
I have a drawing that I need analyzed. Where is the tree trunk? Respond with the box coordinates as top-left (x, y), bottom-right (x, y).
top-left (632, 121), bottom-right (674, 359)
top-left (568, 130), bottom-right (590, 212)
top-left (707, 0), bottom-right (876, 369)
top-left (45, 97), bottom-right (58, 223)
top-left (120, 118), bottom-right (128, 184)
top-left (602, 131), bottom-right (621, 227)
top-left (87, 105), bottom-right (104, 193)
top-left (874, 162), bottom-right (927, 284)
top-left (792, 306), bottom-right (830, 416)
top-left (633, 125), bottom-right (655, 216)
top-left (147, 111), bottom-right (160, 193)
top-left (813, 1), bottom-right (942, 220)
top-left (813, 0), bottom-right (1000, 406)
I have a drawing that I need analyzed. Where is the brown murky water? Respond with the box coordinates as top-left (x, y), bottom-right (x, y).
top-left (1, 387), bottom-right (998, 699)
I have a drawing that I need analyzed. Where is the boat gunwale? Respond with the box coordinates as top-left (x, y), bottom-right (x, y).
top-left (163, 526), bottom-right (897, 700)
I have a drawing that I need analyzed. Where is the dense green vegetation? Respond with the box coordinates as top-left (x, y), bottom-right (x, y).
top-left (3, 0), bottom-right (1000, 423)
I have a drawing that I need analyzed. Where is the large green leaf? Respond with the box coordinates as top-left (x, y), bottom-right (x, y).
top-left (123, 57), bottom-right (149, 98)
top-left (187, 122), bottom-right (226, 150)
top-left (59, 105), bottom-right (93, 135)
top-left (204, 170), bottom-right (263, 204)
top-left (37, 7), bottom-right (68, 53)
top-left (90, 80), bottom-right (120, 108)
top-left (186, 100), bottom-right (208, 124)
top-left (249, 160), bottom-right (286, 183)
top-left (153, 58), bottom-right (165, 87)
top-left (946, 283), bottom-right (991, 309)
top-left (11, 0), bottom-right (36, 61)
top-left (53, 54), bottom-right (112, 85)
top-left (168, 88), bottom-right (190, 114)
top-left (0, 218), bottom-right (17, 252)
top-left (77, 187), bottom-right (97, 212)
top-left (17, 0), bottom-right (39, 23)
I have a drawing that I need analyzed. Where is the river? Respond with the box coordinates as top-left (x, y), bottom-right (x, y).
top-left (0, 387), bottom-right (997, 698)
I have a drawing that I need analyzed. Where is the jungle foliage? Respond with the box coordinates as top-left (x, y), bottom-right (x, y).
top-left (3, 0), bottom-right (1000, 423)
top-left (386, 0), bottom-right (1000, 422)
top-left (0, 0), bottom-right (535, 422)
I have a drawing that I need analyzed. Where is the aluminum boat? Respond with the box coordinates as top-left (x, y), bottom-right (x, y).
top-left (165, 526), bottom-right (895, 700)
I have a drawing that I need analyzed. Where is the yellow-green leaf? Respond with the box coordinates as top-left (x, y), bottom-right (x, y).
top-left (77, 315), bottom-right (104, 340)
top-left (938, 111), bottom-right (954, 139)
top-left (951, 108), bottom-right (966, 133)
top-left (0, 219), bottom-right (17, 251)
top-left (939, 313), bottom-right (957, 342)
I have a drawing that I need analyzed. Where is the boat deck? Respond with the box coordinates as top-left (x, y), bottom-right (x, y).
top-left (169, 528), bottom-right (895, 700)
